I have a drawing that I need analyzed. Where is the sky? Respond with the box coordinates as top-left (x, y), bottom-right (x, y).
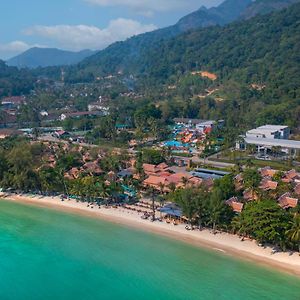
top-left (0, 0), bottom-right (223, 60)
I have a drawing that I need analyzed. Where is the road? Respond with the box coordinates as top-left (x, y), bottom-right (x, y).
top-left (173, 155), bottom-right (235, 169)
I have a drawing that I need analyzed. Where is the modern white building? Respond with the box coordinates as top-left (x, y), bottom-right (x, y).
top-left (246, 125), bottom-right (290, 140)
top-left (237, 125), bottom-right (299, 158)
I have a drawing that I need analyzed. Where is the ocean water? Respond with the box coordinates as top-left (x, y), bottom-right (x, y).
top-left (0, 200), bottom-right (299, 300)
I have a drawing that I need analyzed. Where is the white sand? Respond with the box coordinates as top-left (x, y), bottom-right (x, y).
top-left (1, 192), bottom-right (300, 277)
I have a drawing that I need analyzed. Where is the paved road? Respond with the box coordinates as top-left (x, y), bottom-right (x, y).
top-left (38, 135), bottom-right (99, 148)
top-left (173, 155), bottom-right (235, 169)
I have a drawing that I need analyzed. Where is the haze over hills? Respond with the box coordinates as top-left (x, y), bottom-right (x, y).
top-left (7, 48), bottom-right (96, 69)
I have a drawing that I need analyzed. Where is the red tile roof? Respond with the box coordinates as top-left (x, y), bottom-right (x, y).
top-left (143, 164), bottom-right (158, 174)
top-left (295, 184), bottom-right (300, 196)
top-left (259, 167), bottom-right (277, 177)
top-left (278, 193), bottom-right (298, 209)
top-left (143, 175), bottom-right (169, 187)
top-left (282, 170), bottom-right (299, 183)
top-left (259, 179), bottom-right (278, 191)
top-left (226, 197), bottom-right (244, 213)
top-left (243, 189), bottom-right (258, 201)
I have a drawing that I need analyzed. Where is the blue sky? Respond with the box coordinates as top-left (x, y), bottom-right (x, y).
top-left (0, 0), bottom-right (223, 59)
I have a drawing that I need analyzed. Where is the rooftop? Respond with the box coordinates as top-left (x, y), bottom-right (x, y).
top-left (244, 137), bottom-right (300, 149)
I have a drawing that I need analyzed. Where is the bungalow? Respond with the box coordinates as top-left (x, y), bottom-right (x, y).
top-left (143, 172), bottom-right (202, 191)
top-left (234, 173), bottom-right (244, 191)
top-left (226, 197), bottom-right (244, 213)
top-left (143, 163), bottom-right (169, 176)
top-left (259, 179), bottom-right (278, 191)
top-left (278, 193), bottom-right (298, 209)
top-left (64, 167), bottom-right (80, 180)
top-left (143, 176), bottom-right (169, 191)
top-left (259, 166), bottom-right (277, 178)
top-left (167, 173), bottom-right (193, 188)
top-left (282, 170), bottom-right (300, 183)
top-left (82, 161), bottom-right (103, 176)
top-left (243, 189), bottom-right (259, 202)
top-left (294, 184), bottom-right (300, 196)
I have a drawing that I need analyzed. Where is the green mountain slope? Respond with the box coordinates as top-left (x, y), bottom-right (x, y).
top-left (0, 61), bottom-right (35, 97)
top-left (241, 0), bottom-right (300, 19)
top-left (71, 0), bottom-right (299, 82)
top-left (68, 3), bottom-right (300, 129)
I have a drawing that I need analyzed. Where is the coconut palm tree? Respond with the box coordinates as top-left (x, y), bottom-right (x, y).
top-left (181, 176), bottom-right (189, 188)
top-left (286, 213), bottom-right (300, 254)
top-left (145, 186), bottom-right (158, 221)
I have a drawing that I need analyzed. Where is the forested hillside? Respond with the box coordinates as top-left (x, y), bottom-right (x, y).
top-left (69, 0), bottom-right (298, 82)
top-left (66, 3), bottom-right (300, 130)
top-left (0, 61), bottom-right (35, 97)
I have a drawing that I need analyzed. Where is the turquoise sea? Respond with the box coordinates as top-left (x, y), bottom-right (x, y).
top-left (0, 200), bottom-right (299, 300)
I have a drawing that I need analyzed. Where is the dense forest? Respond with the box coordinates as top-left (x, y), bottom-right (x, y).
top-left (0, 61), bottom-right (35, 97)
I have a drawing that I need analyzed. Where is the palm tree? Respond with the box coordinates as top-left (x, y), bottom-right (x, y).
top-left (286, 213), bottom-right (300, 254)
top-left (158, 182), bottom-right (165, 195)
top-left (168, 182), bottom-right (176, 193)
top-left (145, 186), bottom-right (157, 221)
top-left (243, 168), bottom-right (262, 200)
top-left (181, 176), bottom-right (189, 188)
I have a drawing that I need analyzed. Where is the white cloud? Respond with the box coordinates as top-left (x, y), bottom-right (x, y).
top-left (23, 18), bottom-right (157, 51)
top-left (0, 41), bottom-right (30, 53)
top-left (85, 0), bottom-right (222, 15)
top-left (0, 41), bottom-right (32, 60)
top-left (0, 41), bottom-right (47, 60)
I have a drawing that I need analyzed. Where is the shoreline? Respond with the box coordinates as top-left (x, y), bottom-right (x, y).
top-left (1, 193), bottom-right (300, 278)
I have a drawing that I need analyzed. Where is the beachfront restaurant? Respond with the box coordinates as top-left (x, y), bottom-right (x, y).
top-left (159, 203), bottom-right (183, 220)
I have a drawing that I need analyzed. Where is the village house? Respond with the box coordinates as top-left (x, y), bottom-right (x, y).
top-left (259, 166), bottom-right (277, 177)
top-left (0, 129), bottom-right (23, 139)
top-left (282, 169), bottom-right (300, 183)
top-left (142, 164), bottom-right (203, 191)
top-left (142, 163), bottom-right (170, 176)
top-left (259, 178), bottom-right (278, 191)
top-left (82, 161), bottom-right (103, 176)
top-left (278, 193), bottom-right (298, 209)
top-left (64, 167), bottom-right (81, 180)
top-left (226, 197), bottom-right (244, 213)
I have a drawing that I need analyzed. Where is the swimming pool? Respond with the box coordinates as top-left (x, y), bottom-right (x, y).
top-left (164, 140), bottom-right (189, 148)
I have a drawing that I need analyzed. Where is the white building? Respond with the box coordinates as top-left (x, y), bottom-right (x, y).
top-left (246, 125), bottom-right (290, 140)
top-left (237, 125), bottom-right (299, 158)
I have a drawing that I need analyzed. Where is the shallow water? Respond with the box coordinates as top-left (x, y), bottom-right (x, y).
top-left (0, 200), bottom-right (299, 300)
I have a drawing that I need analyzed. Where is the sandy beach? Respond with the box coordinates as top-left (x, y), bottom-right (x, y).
top-left (1, 192), bottom-right (300, 277)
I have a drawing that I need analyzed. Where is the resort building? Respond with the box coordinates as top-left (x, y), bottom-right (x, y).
top-left (236, 125), bottom-right (300, 158)
top-left (246, 125), bottom-right (290, 140)
top-left (173, 118), bottom-right (224, 131)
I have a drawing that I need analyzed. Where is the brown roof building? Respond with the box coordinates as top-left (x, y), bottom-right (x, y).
top-left (226, 197), bottom-right (244, 213)
top-left (278, 193), bottom-right (298, 209)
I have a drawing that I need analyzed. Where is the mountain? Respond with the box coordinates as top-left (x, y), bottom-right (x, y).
top-left (70, 0), bottom-right (298, 82)
top-left (67, 2), bottom-right (300, 129)
top-left (174, 0), bottom-right (253, 31)
top-left (241, 0), bottom-right (300, 19)
top-left (7, 48), bottom-right (96, 68)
